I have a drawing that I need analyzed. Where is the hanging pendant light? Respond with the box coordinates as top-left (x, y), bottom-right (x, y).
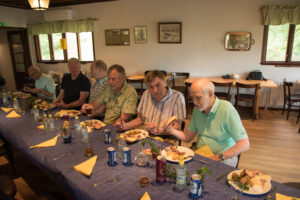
top-left (28, 0), bottom-right (50, 10)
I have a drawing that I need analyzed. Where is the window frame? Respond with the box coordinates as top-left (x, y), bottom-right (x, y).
top-left (261, 24), bottom-right (300, 67)
top-left (34, 32), bottom-right (95, 64)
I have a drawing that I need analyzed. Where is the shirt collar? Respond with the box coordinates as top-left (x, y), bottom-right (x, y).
top-left (209, 96), bottom-right (219, 114)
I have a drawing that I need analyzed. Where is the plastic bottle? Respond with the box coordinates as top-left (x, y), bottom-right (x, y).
top-left (176, 160), bottom-right (186, 191)
top-left (48, 114), bottom-right (55, 134)
top-left (2, 90), bottom-right (8, 105)
top-left (118, 135), bottom-right (126, 160)
top-left (33, 105), bottom-right (39, 122)
top-left (62, 114), bottom-right (71, 144)
top-left (43, 114), bottom-right (49, 133)
top-left (74, 116), bottom-right (81, 136)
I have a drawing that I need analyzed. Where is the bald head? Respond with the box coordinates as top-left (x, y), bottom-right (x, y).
top-left (190, 78), bottom-right (215, 113)
top-left (191, 78), bottom-right (215, 96)
top-left (28, 66), bottom-right (41, 80)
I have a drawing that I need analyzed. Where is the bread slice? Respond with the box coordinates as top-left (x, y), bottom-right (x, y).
top-left (167, 116), bottom-right (178, 126)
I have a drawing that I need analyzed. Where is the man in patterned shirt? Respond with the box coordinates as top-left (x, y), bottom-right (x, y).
top-left (81, 64), bottom-right (138, 125)
top-left (116, 70), bottom-right (186, 135)
top-left (89, 60), bottom-right (109, 103)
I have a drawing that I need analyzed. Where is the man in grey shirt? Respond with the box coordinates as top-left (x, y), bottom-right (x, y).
top-left (116, 70), bottom-right (186, 135)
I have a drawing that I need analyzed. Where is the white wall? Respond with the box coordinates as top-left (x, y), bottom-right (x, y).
top-left (26, 0), bottom-right (300, 83)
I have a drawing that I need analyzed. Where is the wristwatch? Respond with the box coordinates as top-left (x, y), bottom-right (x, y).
top-left (218, 153), bottom-right (225, 161)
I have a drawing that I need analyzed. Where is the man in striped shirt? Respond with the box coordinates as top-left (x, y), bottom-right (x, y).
top-left (116, 70), bottom-right (186, 135)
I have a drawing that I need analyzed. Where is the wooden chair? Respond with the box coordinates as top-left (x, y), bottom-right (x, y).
top-left (235, 82), bottom-right (260, 120)
top-left (170, 72), bottom-right (189, 94)
top-left (282, 81), bottom-right (300, 121)
top-left (0, 137), bottom-right (15, 174)
top-left (126, 78), bottom-right (145, 102)
top-left (212, 81), bottom-right (233, 101)
top-left (185, 82), bottom-right (193, 113)
top-left (0, 174), bottom-right (17, 200)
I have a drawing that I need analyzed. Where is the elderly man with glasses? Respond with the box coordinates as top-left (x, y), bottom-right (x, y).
top-left (24, 66), bottom-right (56, 100)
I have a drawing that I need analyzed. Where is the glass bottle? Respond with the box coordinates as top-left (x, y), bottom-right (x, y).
top-left (2, 90), bottom-right (8, 106)
top-left (175, 160), bottom-right (186, 191)
top-left (48, 114), bottom-right (55, 134)
top-left (43, 114), bottom-right (49, 133)
top-left (62, 114), bottom-right (71, 144)
top-left (118, 135), bottom-right (126, 160)
top-left (13, 98), bottom-right (20, 112)
top-left (33, 105), bottom-right (39, 122)
top-left (74, 116), bottom-right (81, 137)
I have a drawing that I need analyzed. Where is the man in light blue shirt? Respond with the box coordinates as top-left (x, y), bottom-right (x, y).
top-left (167, 78), bottom-right (250, 167)
top-left (24, 66), bottom-right (56, 100)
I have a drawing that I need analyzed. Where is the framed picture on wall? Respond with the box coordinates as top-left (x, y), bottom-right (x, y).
top-left (134, 26), bottom-right (147, 44)
top-left (105, 29), bottom-right (130, 46)
top-left (158, 22), bottom-right (182, 43)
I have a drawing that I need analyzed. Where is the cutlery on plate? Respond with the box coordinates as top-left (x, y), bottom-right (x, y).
top-left (53, 151), bottom-right (73, 161)
top-left (93, 177), bottom-right (117, 187)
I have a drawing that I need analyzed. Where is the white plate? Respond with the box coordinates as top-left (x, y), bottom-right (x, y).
top-left (122, 129), bottom-right (149, 143)
top-left (161, 146), bottom-right (194, 163)
top-left (227, 169), bottom-right (272, 197)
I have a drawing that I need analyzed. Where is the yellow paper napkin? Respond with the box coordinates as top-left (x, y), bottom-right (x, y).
top-left (74, 155), bottom-right (97, 176)
top-left (6, 110), bottom-right (21, 118)
top-left (37, 125), bottom-right (44, 130)
top-left (150, 136), bottom-right (164, 142)
top-left (1, 107), bottom-right (13, 113)
top-left (141, 192), bottom-right (151, 200)
top-left (30, 135), bottom-right (58, 149)
top-left (276, 193), bottom-right (300, 200)
top-left (195, 144), bottom-right (214, 158)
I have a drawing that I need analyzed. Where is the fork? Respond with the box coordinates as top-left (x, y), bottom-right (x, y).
top-left (93, 177), bottom-right (117, 187)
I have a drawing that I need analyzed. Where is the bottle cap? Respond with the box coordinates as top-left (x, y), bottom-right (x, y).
top-left (13, 98), bottom-right (17, 100)
top-left (43, 114), bottom-right (47, 117)
top-left (49, 114), bottom-right (52, 118)
top-left (120, 135), bottom-right (124, 139)
top-left (179, 160), bottom-right (184, 165)
top-left (34, 105), bottom-right (37, 108)
top-left (75, 116), bottom-right (79, 120)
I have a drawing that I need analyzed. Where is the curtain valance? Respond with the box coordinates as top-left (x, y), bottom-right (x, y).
top-left (28, 19), bottom-right (95, 35)
top-left (262, 5), bottom-right (300, 25)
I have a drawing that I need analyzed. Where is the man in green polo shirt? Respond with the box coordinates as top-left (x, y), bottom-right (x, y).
top-left (81, 64), bottom-right (138, 125)
top-left (166, 78), bottom-right (250, 167)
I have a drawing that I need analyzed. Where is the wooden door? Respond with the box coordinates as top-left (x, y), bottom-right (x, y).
top-left (7, 30), bottom-right (31, 90)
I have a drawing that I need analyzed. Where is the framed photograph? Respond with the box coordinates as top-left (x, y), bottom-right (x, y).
top-left (105, 29), bottom-right (130, 46)
top-left (134, 26), bottom-right (147, 44)
top-left (224, 32), bottom-right (252, 51)
top-left (158, 22), bottom-right (182, 43)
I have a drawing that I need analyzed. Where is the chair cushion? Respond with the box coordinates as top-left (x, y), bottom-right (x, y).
top-left (0, 174), bottom-right (17, 198)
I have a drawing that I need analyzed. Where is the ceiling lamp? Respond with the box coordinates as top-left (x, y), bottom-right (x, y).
top-left (28, 0), bottom-right (50, 10)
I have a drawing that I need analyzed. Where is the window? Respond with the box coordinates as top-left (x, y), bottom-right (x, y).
top-left (261, 24), bottom-right (300, 66)
top-left (34, 32), bottom-right (95, 63)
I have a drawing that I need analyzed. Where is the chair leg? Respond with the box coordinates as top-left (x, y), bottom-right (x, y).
top-left (287, 103), bottom-right (291, 120)
top-left (4, 143), bottom-right (16, 175)
top-left (297, 107), bottom-right (300, 124)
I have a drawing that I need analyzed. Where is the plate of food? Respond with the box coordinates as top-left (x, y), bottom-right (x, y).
top-left (55, 110), bottom-right (81, 118)
top-left (80, 120), bottom-right (106, 131)
top-left (161, 146), bottom-right (194, 163)
top-left (227, 169), bottom-right (272, 197)
top-left (36, 101), bottom-right (56, 110)
top-left (120, 129), bottom-right (149, 143)
top-left (13, 91), bottom-right (31, 98)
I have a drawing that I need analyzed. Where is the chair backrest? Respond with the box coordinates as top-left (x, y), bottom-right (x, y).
top-left (212, 81), bottom-right (233, 101)
top-left (283, 81), bottom-right (293, 100)
top-left (170, 72), bottom-right (189, 88)
top-left (126, 78), bottom-right (145, 96)
top-left (236, 82), bottom-right (260, 105)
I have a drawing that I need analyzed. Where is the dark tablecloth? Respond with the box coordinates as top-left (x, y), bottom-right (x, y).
top-left (0, 107), bottom-right (299, 200)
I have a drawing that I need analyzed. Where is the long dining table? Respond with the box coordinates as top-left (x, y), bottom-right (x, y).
top-left (184, 77), bottom-right (278, 119)
top-left (0, 105), bottom-right (299, 200)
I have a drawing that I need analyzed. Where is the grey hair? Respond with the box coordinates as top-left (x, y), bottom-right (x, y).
top-left (68, 58), bottom-right (81, 67)
top-left (93, 60), bottom-right (107, 72)
top-left (202, 81), bottom-right (215, 95)
top-left (108, 64), bottom-right (126, 79)
top-left (28, 66), bottom-right (40, 74)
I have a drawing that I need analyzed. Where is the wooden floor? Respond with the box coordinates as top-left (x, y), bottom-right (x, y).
top-left (0, 110), bottom-right (299, 199)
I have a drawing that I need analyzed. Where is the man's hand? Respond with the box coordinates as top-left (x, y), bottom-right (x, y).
top-left (115, 118), bottom-right (129, 131)
top-left (145, 122), bottom-right (164, 135)
top-left (54, 100), bottom-right (68, 108)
